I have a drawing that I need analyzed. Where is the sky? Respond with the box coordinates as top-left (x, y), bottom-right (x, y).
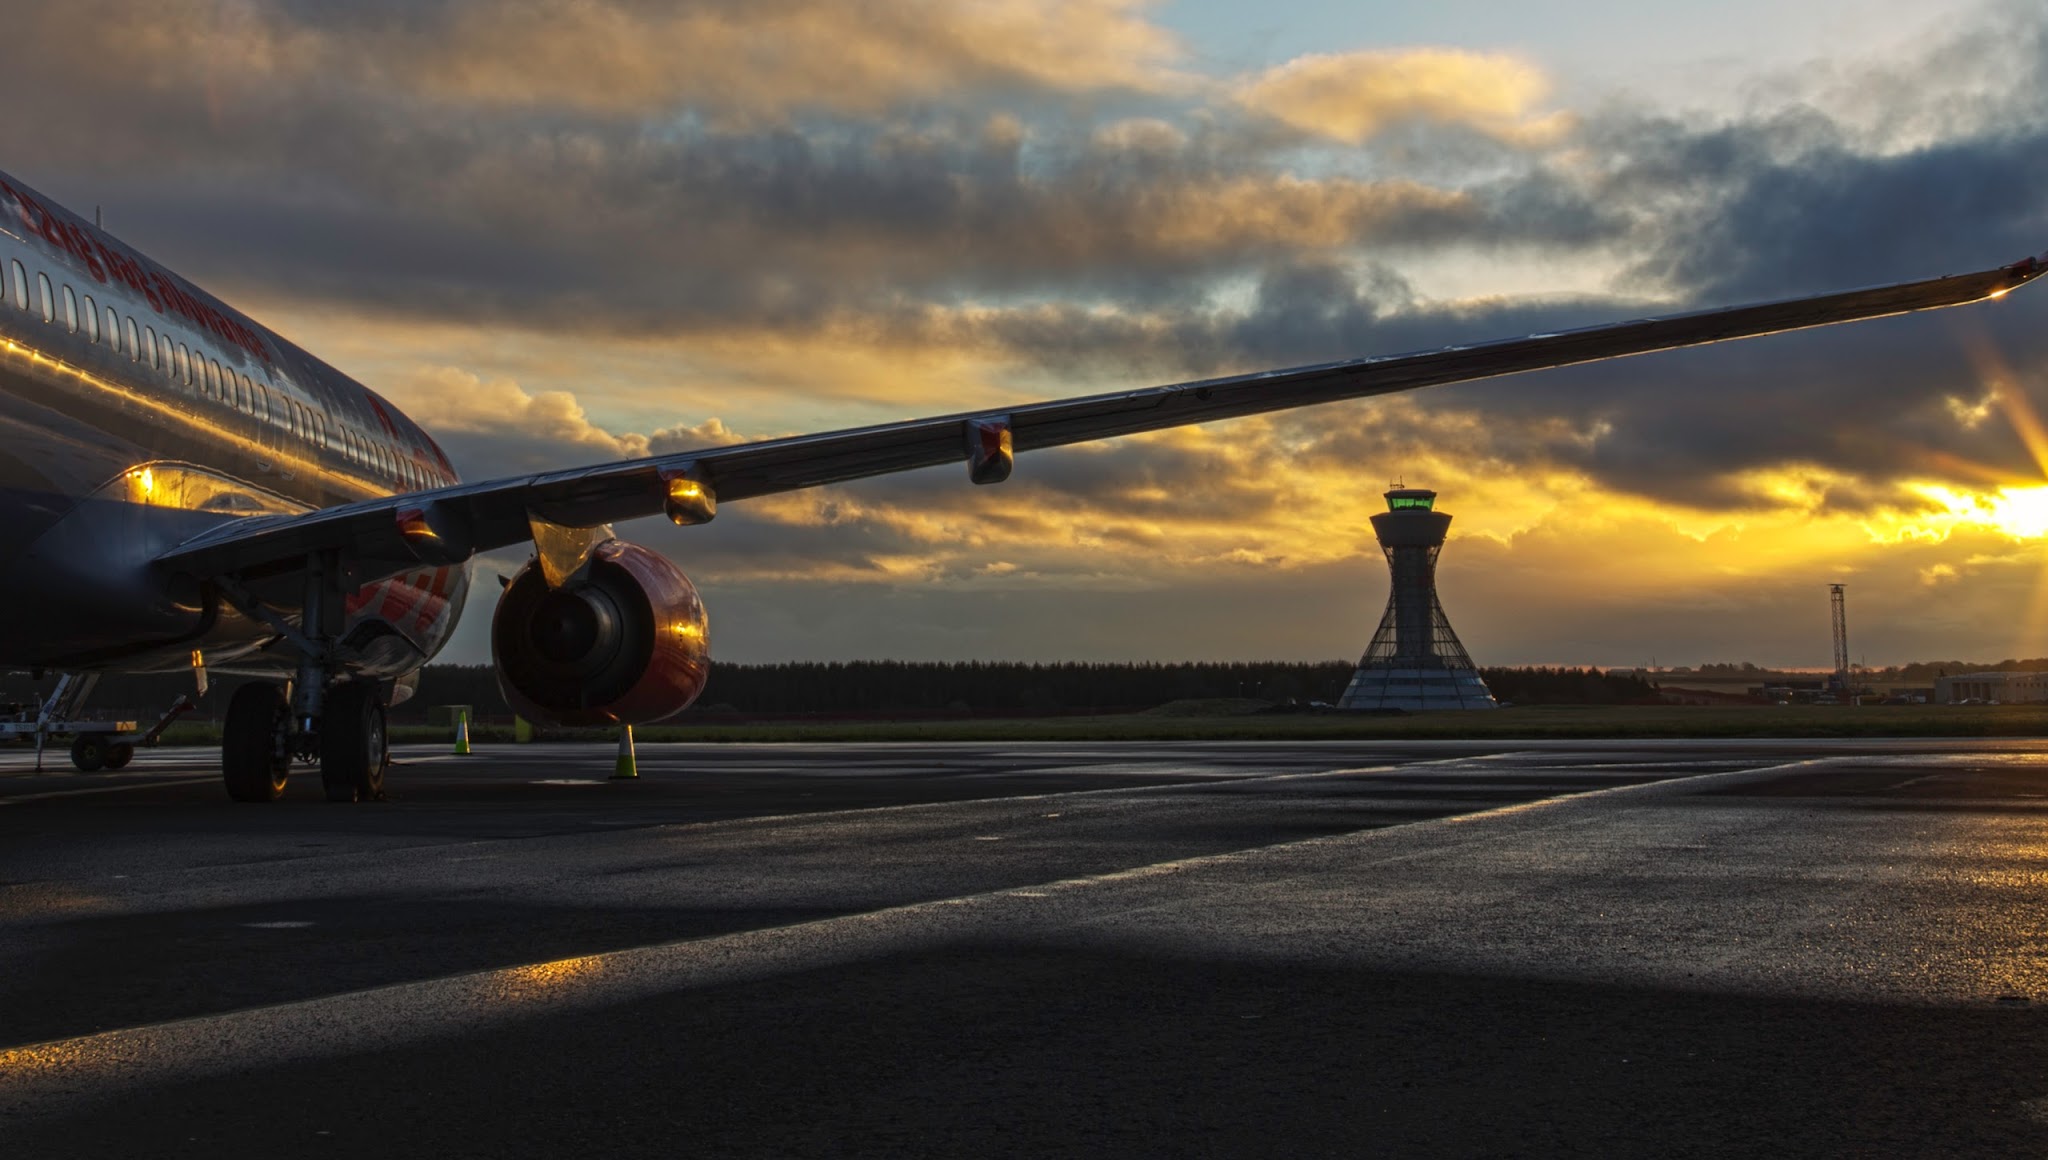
top-left (5, 0), bottom-right (2048, 669)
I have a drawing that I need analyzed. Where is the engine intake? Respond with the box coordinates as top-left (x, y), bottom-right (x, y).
top-left (492, 539), bottom-right (709, 726)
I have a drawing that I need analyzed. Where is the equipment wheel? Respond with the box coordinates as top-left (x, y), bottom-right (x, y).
top-left (70, 733), bottom-right (108, 773)
top-left (223, 683), bottom-right (291, 802)
top-left (104, 741), bottom-right (135, 770)
top-left (320, 683), bottom-right (387, 803)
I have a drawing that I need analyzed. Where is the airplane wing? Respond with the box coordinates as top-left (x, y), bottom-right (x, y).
top-left (155, 254), bottom-right (2048, 588)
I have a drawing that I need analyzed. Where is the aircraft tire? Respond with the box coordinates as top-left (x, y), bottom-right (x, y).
top-left (104, 741), bottom-right (135, 770)
top-left (70, 734), bottom-right (108, 773)
top-left (223, 683), bottom-right (290, 802)
top-left (320, 684), bottom-right (387, 803)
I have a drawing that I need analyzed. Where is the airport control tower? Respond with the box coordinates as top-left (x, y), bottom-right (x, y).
top-left (1337, 488), bottom-right (1498, 711)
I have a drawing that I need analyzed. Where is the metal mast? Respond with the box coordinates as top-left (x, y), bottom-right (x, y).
top-left (1829, 584), bottom-right (1850, 697)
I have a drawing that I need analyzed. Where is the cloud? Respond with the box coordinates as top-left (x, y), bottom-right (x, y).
top-left (7, 0), bottom-right (2048, 665)
top-left (30, 0), bottom-right (1184, 122)
top-left (1233, 49), bottom-right (1568, 146)
top-left (378, 366), bottom-right (746, 474)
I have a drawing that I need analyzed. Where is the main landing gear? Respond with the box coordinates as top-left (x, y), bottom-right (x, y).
top-left (220, 679), bottom-right (388, 804)
top-left (218, 549), bottom-right (390, 804)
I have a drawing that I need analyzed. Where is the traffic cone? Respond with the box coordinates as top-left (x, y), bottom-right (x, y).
top-left (514, 715), bottom-right (533, 744)
top-left (453, 709), bottom-right (472, 755)
top-left (611, 724), bottom-right (638, 780)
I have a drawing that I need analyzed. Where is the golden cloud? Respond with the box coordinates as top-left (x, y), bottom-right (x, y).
top-left (1233, 48), bottom-right (1568, 146)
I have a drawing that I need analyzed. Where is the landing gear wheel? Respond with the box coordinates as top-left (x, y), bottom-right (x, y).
top-left (321, 683), bottom-right (387, 803)
top-left (70, 733), bottom-right (108, 773)
top-left (104, 741), bottom-right (135, 770)
top-left (223, 682), bottom-right (291, 802)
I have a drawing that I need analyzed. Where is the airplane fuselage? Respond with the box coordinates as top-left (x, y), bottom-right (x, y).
top-left (0, 170), bottom-right (468, 678)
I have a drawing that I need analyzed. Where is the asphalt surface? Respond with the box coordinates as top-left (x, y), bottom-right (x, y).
top-left (4, 738), bottom-right (2048, 1156)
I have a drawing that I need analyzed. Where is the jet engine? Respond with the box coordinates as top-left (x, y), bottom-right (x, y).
top-left (491, 539), bottom-right (710, 726)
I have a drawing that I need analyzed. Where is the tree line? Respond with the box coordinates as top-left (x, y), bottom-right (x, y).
top-left (0, 661), bottom-right (1661, 721)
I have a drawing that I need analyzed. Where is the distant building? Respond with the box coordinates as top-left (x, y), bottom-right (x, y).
top-left (1936, 672), bottom-right (2048, 704)
top-left (1338, 488), bottom-right (1497, 711)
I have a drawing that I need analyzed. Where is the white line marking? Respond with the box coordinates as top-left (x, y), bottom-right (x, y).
top-left (0, 756), bottom-right (1816, 1122)
top-left (0, 775), bottom-right (218, 805)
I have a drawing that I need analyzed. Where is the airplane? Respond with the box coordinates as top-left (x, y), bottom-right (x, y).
top-left (0, 164), bottom-right (2038, 803)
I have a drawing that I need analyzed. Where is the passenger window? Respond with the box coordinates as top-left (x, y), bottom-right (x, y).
top-left (160, 333), bottom-right (175, 377)
top-left (60, 285), bottom-right (77, 333)
top-left (123, 316), bottom-right (137, 359)
top-left (174, 344), bottom-right (189, 385)
top-left (142, 325), bottom-right (157, 368)
top-left (251, 379), bottom-right (268, 423)
top-left (7, 260), bottom-right (23, 310)
top-left (35, 272), bottom-right (52, 322)
top-left (80, 294), bottom-right (96, 341)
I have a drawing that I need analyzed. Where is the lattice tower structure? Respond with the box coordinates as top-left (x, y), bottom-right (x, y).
top-left (1337, 488), bottom-right (1498, 711)
top-left (1830, 583), bottom-right (1850, 693)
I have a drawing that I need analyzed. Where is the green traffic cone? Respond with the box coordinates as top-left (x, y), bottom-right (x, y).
top-left (454, 710), bottom-right (472, 755)
top-left (611, 724), bottom-right (637, 780)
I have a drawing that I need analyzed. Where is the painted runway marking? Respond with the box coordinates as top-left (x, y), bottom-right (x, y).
top-left (0, 758), bottom-right (1804, 1122)
top-left (0, 775), bottom-right (217, 805)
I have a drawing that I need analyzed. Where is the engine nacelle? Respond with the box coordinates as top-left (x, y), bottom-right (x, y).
top-left (492, 539), bottom-right (710, 726)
